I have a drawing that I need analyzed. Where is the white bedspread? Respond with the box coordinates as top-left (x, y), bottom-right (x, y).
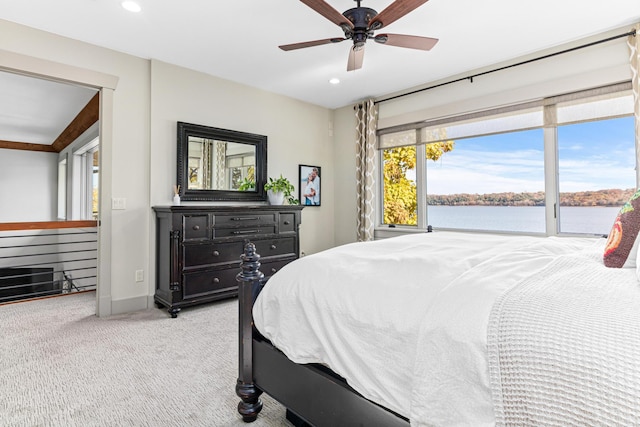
top-left (252, 231), bottom-right (604, 426)
top-left (487, 252), bottom-right (640, 426)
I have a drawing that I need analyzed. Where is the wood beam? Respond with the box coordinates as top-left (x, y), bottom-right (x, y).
top-left (51, 91), bottom-right (99, 153)
top-left (0, 140), bottom-right (57, 152)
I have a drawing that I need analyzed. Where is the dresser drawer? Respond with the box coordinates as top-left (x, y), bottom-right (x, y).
top-left (183, 241), bottom-right (244, 268)
top-left (183, 268), bottom-right (238, 299)
top-left (215, 226), bottom-right (276, 238)
top-left (253, 237), bottom-right (296, 259)
top-left (182, 214), bottom-right (210, 241)
top-left (279, 213), bottom-right (296, 233)
top-left (215, 213), bottom-right (276, 228)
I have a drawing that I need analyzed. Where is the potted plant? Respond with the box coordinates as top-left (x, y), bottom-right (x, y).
top-left (264, 175), bottom-right (298, 205)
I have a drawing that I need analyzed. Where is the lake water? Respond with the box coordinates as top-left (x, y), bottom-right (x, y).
top-left (427, 205), bottom-right (619, 235)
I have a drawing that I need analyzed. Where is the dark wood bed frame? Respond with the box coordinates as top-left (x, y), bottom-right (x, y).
top-left (236, 242), bottom-right (410, 426)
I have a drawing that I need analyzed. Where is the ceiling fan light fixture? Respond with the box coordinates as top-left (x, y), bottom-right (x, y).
top-left (374, 35), bottom-right (388, 44)
top-left (340, 23), bottom-right (353, 33)
top-left (121, 1), bottom-right (141, 13)
top-left (369, 21), bottom-right (383, 31)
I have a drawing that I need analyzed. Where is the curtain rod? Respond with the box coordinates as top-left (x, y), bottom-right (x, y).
top-left (375, 28), bottom-right (637, 105)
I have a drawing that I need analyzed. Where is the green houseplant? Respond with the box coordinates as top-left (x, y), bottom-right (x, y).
top-left (264, 175), bottom-right (298, 205)
top-left (237, 177), bottom-right (255, 191)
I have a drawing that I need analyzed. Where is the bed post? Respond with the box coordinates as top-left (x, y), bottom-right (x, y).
top-left (236, 242), bottom-right (264, 422)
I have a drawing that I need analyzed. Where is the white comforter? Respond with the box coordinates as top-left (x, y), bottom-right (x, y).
top-left (252, 231), bottom-right (603, 426)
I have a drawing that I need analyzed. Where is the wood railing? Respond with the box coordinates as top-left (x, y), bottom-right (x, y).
top-left (0, 220), bottom-right (97, 232)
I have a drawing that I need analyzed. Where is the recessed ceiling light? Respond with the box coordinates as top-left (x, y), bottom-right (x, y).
top-left (329, 78), bottom-right (340, 85)
top-left (121, 1), bottom-right (141, 12)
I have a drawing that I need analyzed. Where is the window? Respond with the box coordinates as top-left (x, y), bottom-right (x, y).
top-left (556, 90), bottom-right (635, 235)
top-left (74, 137), bottom-right (99, 220)
top-left (90, 149), bottom-right (99, 220)
top-left (382, 146), bottom-right (417, 225)
top-left (557, 116), bottom-right (635, 235)
top-left (426, 129), bottom-right (545, 233)
top-left (379, 84), bottom-right (636, 235)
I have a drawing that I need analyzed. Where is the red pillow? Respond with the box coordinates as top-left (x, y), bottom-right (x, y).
top-left (603, 189), bottom-right (640, 268)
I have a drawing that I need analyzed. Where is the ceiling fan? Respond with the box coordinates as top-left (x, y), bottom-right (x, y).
top-left (279, 0), bottom-right (439, 71)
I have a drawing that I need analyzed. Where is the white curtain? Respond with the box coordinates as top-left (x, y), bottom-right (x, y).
top-left (629, 25), bottom-right (640, 184)
top-left (355, 99), bottom-right (378, 241)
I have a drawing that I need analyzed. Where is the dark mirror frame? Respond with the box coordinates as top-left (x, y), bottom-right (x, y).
top-left (177, 121), bottom-right (267, 202)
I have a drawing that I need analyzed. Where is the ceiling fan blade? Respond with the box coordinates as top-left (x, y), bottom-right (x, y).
top-left (369, 0), bottom-right (429, 31)
top-left (279, 38), bottom-right (346, 51)
top-left (300, 0), bottom-right (354, 29)
top-left (347, 46), bottom-right (364, 71)
top-left (374, 34), bottom-right (438, 50)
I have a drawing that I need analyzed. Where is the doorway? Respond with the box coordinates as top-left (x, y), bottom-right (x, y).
top-left (0, 48), bottom-right (118, 316)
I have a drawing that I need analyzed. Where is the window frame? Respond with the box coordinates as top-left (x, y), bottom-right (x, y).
top-left (73, 137), bottom-right (99, 220)
top-left (377, 83), bottom-right (636, 237)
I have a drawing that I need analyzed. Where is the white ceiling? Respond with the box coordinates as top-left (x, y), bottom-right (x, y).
top-left (0, 71), bottom-right (97, 145)
top-left (1, 0), bottom-right (639, 144)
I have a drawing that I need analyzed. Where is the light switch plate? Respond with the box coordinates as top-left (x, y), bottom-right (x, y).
top-left (112, 197), bottom-right (126, 210)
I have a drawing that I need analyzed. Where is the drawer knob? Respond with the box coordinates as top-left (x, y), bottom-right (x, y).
top-left (270, 244), bottom-right (277, 250)
top-left (213, 277), bottom-right (220, 284)
top-left (283, 221), bottom-right (291, 225)
top-left (213, 250), bottom-right (220, 257)
top-left (193, 225), bottom-right (200, 231)
top-left (271, 268), bottom-right (277, 273)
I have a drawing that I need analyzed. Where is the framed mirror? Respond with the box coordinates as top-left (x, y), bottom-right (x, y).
top-left (177, 122), bottom-right (267, 202)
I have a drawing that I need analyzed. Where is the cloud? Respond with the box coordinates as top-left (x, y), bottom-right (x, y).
top-left (426, 145), bottom-right (633, 194)
top-left (427, 147), bottom-right (544, 193)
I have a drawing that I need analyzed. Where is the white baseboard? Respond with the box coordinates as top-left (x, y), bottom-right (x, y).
top-left (110, 295), bottom-right (149, 315)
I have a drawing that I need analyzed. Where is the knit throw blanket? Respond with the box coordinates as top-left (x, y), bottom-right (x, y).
top-left (487, 253), bottom-right (640, 426)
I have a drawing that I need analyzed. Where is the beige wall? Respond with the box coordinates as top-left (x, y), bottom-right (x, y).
top-left (0, 19), bottom-right (335, 315)
top-left (148, 59), bottom-right (336, 261)
top-left (0, 149), bottom-right (58, 222)
top-left (331, 105), bottom-right (359, 247)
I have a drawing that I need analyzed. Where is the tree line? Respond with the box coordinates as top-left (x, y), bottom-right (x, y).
top-left (427, 188), bottom-right (635, 207)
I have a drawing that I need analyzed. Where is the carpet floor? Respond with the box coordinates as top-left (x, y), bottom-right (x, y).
top-left (0, 292), bottom-right (289, 427)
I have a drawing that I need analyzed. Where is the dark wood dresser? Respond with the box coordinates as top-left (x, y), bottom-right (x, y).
top-left (153, 205), bottom-right (303, 317)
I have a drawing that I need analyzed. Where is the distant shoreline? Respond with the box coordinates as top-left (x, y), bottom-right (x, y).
top-left (427, 188), bottom-right (634, 207)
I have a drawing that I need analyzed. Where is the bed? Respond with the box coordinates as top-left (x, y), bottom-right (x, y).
top-left (235, 230), bottom-right (640, 426)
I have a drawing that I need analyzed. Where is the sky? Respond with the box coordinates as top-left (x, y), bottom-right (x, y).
top-left (424, 116), bottom-right (635, 195)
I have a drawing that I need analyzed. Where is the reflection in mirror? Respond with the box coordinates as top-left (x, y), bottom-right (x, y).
top-left (187, 138), bottom-right (256, 191)
top-left (177, 122), bottom-right (267, 202)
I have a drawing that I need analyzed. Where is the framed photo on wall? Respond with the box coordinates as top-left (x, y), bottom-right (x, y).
top-left (299, 165), bottom-right (321, 206)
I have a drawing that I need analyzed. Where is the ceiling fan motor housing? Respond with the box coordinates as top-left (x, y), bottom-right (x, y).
top-left (342, 7), bottom-right (377, 48)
